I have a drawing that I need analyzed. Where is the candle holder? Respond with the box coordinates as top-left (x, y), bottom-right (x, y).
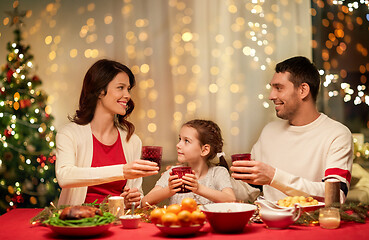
top-left (319, 207), bottom-right (340, 229)
top-left (108, 196), bottom-right (124, 218)
top-left (324, 179), bottom-right (340, 207)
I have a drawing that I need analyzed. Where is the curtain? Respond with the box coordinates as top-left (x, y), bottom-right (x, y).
top-left (0, 0), bottom-right (312, 163)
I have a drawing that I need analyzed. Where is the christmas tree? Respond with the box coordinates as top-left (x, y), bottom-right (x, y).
top-left (0, 3), bottom-right (59, 214)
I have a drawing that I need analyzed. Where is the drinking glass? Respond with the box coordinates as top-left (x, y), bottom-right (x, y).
top-left (231, 153), bottom-right (251, 162)
top-left (171, 167), bottom-right (192, 193)
top-left (231, 153), bottom-right (251, 177)
top-left (141, 146), bottom-right (162, 170)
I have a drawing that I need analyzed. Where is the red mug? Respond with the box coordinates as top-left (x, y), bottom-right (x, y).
top-left (171, 167), bottom-right (192, 193)
top-left (231, 153), bottom-right (251, 176)
top-left (231, 153), bottom-right (251, 162)
top-left (141, 146), bottom-right (162, 170)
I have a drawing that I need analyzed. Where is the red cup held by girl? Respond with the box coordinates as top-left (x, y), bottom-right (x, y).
top-left (171, 167), bottom-right (192, 193)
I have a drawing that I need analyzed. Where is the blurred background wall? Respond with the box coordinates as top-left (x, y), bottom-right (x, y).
top-left (0, 0), bottom-right (312, 164)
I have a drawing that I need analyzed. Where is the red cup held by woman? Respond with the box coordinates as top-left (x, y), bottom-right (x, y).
top-left (141, 146), bottom-right (162, 170)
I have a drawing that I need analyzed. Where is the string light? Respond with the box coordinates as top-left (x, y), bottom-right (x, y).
top-left (316, 0), bottom-right (369, 108)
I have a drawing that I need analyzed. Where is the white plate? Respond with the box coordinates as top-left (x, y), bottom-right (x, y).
top-left (47, 224), bottom-right (112, 237)
top-left (278, 202), bottom-right (325, 212)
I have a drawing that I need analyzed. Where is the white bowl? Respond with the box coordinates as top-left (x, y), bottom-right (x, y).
top-left (119, 215), bottom-right (141, 229)
top-left (199, 203), bottom-right (257, 233)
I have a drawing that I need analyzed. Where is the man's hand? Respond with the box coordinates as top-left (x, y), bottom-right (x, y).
top-left (123, 159), bottom-right (159, 179)
top-left (230, 160), bottom-right (276, 185)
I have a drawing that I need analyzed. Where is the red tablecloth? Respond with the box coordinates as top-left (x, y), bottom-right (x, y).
top-left (0, 208), bottom-right (368, 240)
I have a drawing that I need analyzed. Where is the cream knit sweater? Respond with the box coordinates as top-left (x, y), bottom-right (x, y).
top-left (55, 122), bottom-right (142, 206)
top-left (252, 113), bottom-right (353, 202)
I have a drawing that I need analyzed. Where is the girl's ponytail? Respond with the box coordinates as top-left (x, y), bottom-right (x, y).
top-left (217, 155), bottom-right (229, 171)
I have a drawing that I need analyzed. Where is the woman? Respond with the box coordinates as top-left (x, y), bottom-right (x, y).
top-left (56, 59), bottom-right (158, 208)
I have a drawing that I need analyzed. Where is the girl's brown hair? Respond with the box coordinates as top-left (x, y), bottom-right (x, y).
top-left (69, 59), bottom-right (136, 141)
top-left (183, 119), bottom-right (229, 170)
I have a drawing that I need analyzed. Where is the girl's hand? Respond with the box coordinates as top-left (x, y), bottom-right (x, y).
top-left (182, 172), bottom-right (199, 193)
top-left (121, 186), bottom-right (141, 208)
top-left (123, 159), bottom-right (159, 179)
top-left (168, 174), bottom-right (182, 195)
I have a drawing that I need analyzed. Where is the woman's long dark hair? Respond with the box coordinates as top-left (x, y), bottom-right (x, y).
top-left (69, 59), bottom-right (136, 141)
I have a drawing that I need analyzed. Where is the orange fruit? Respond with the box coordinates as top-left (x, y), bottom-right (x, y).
top-left (191, 210), bottom-right (206, 225)
top-left (150, 208), bottom-right (166, 224)
top-left (166, 204), bottom-right (181, 215)
top-left (177, 210), bottom-right (192, 227)
top-left (161, 212), bottom-right (178, 227)
top-left (181, 197), bottom-right (198, 212)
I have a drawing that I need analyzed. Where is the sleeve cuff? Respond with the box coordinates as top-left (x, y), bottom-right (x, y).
top-left (269, 168), bottom-right (310, 197)
top-left (270, 168), bottom-right (290, 191)
top-left (121, 164), bottom-right (126, 180)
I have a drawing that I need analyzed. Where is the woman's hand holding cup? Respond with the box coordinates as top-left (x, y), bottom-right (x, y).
top-left (123, 159), bottom-right (159, 179)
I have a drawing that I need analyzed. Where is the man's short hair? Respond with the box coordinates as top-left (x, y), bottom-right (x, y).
top-left (275, 56), bottom-right (321, 102)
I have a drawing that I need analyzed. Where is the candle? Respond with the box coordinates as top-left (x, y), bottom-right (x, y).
top-left (108, 196), bottom-right (124, 217)
top-left (319, 217), bottom-right (340, 229)
top-left (319, 207), bottom-right (340, 229)
top-left (324, 179), bottom-right (340, 207)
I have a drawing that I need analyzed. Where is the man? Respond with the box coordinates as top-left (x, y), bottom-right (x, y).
top-left (231, 56), bottom-right (353, 202)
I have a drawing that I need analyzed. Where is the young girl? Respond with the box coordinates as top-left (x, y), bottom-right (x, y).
top-left (142, 119), bottom-right (236, 206)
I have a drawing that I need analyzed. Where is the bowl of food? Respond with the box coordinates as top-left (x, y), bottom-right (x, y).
top-left (199, 202), bottom-right (257, 233)
top-left (150, 198), bottom-right (207, 236)
top-left (119, 215), bottom-right (141, 229)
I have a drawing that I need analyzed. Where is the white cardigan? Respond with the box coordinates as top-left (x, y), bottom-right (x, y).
top-left (55, 122), bottom-right (143, 206)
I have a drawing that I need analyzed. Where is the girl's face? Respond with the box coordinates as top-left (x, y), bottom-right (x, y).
top-left (97, 72), bottom-right (131, 116)
top-left (176, 126), bottom-right (207, 164)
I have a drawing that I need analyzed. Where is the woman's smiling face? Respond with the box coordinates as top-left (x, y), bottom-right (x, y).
top-left (98, 72), bottom-right (131, 116)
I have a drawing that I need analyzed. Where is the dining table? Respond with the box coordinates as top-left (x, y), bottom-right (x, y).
top-left (0, 208), bottom-right (368, 240)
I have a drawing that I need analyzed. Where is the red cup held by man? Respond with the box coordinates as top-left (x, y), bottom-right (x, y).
top-left (231, 153), bottom-right (251, 176)
top-left (231, 153), bottom-right (251, 162)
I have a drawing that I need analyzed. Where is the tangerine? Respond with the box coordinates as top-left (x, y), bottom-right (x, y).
top-left (161, 212), bottom-right (178, 227)
top-left (191, 210), bottom-right (206, 225)
top-left (181, 197), bottom-right (198, 212)
top-left (166, 204), bottom-right (182, 215)
top-left (150, 208), bottom-right (166, 224)
top-left (177, 210), bottom-right (192, 227)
